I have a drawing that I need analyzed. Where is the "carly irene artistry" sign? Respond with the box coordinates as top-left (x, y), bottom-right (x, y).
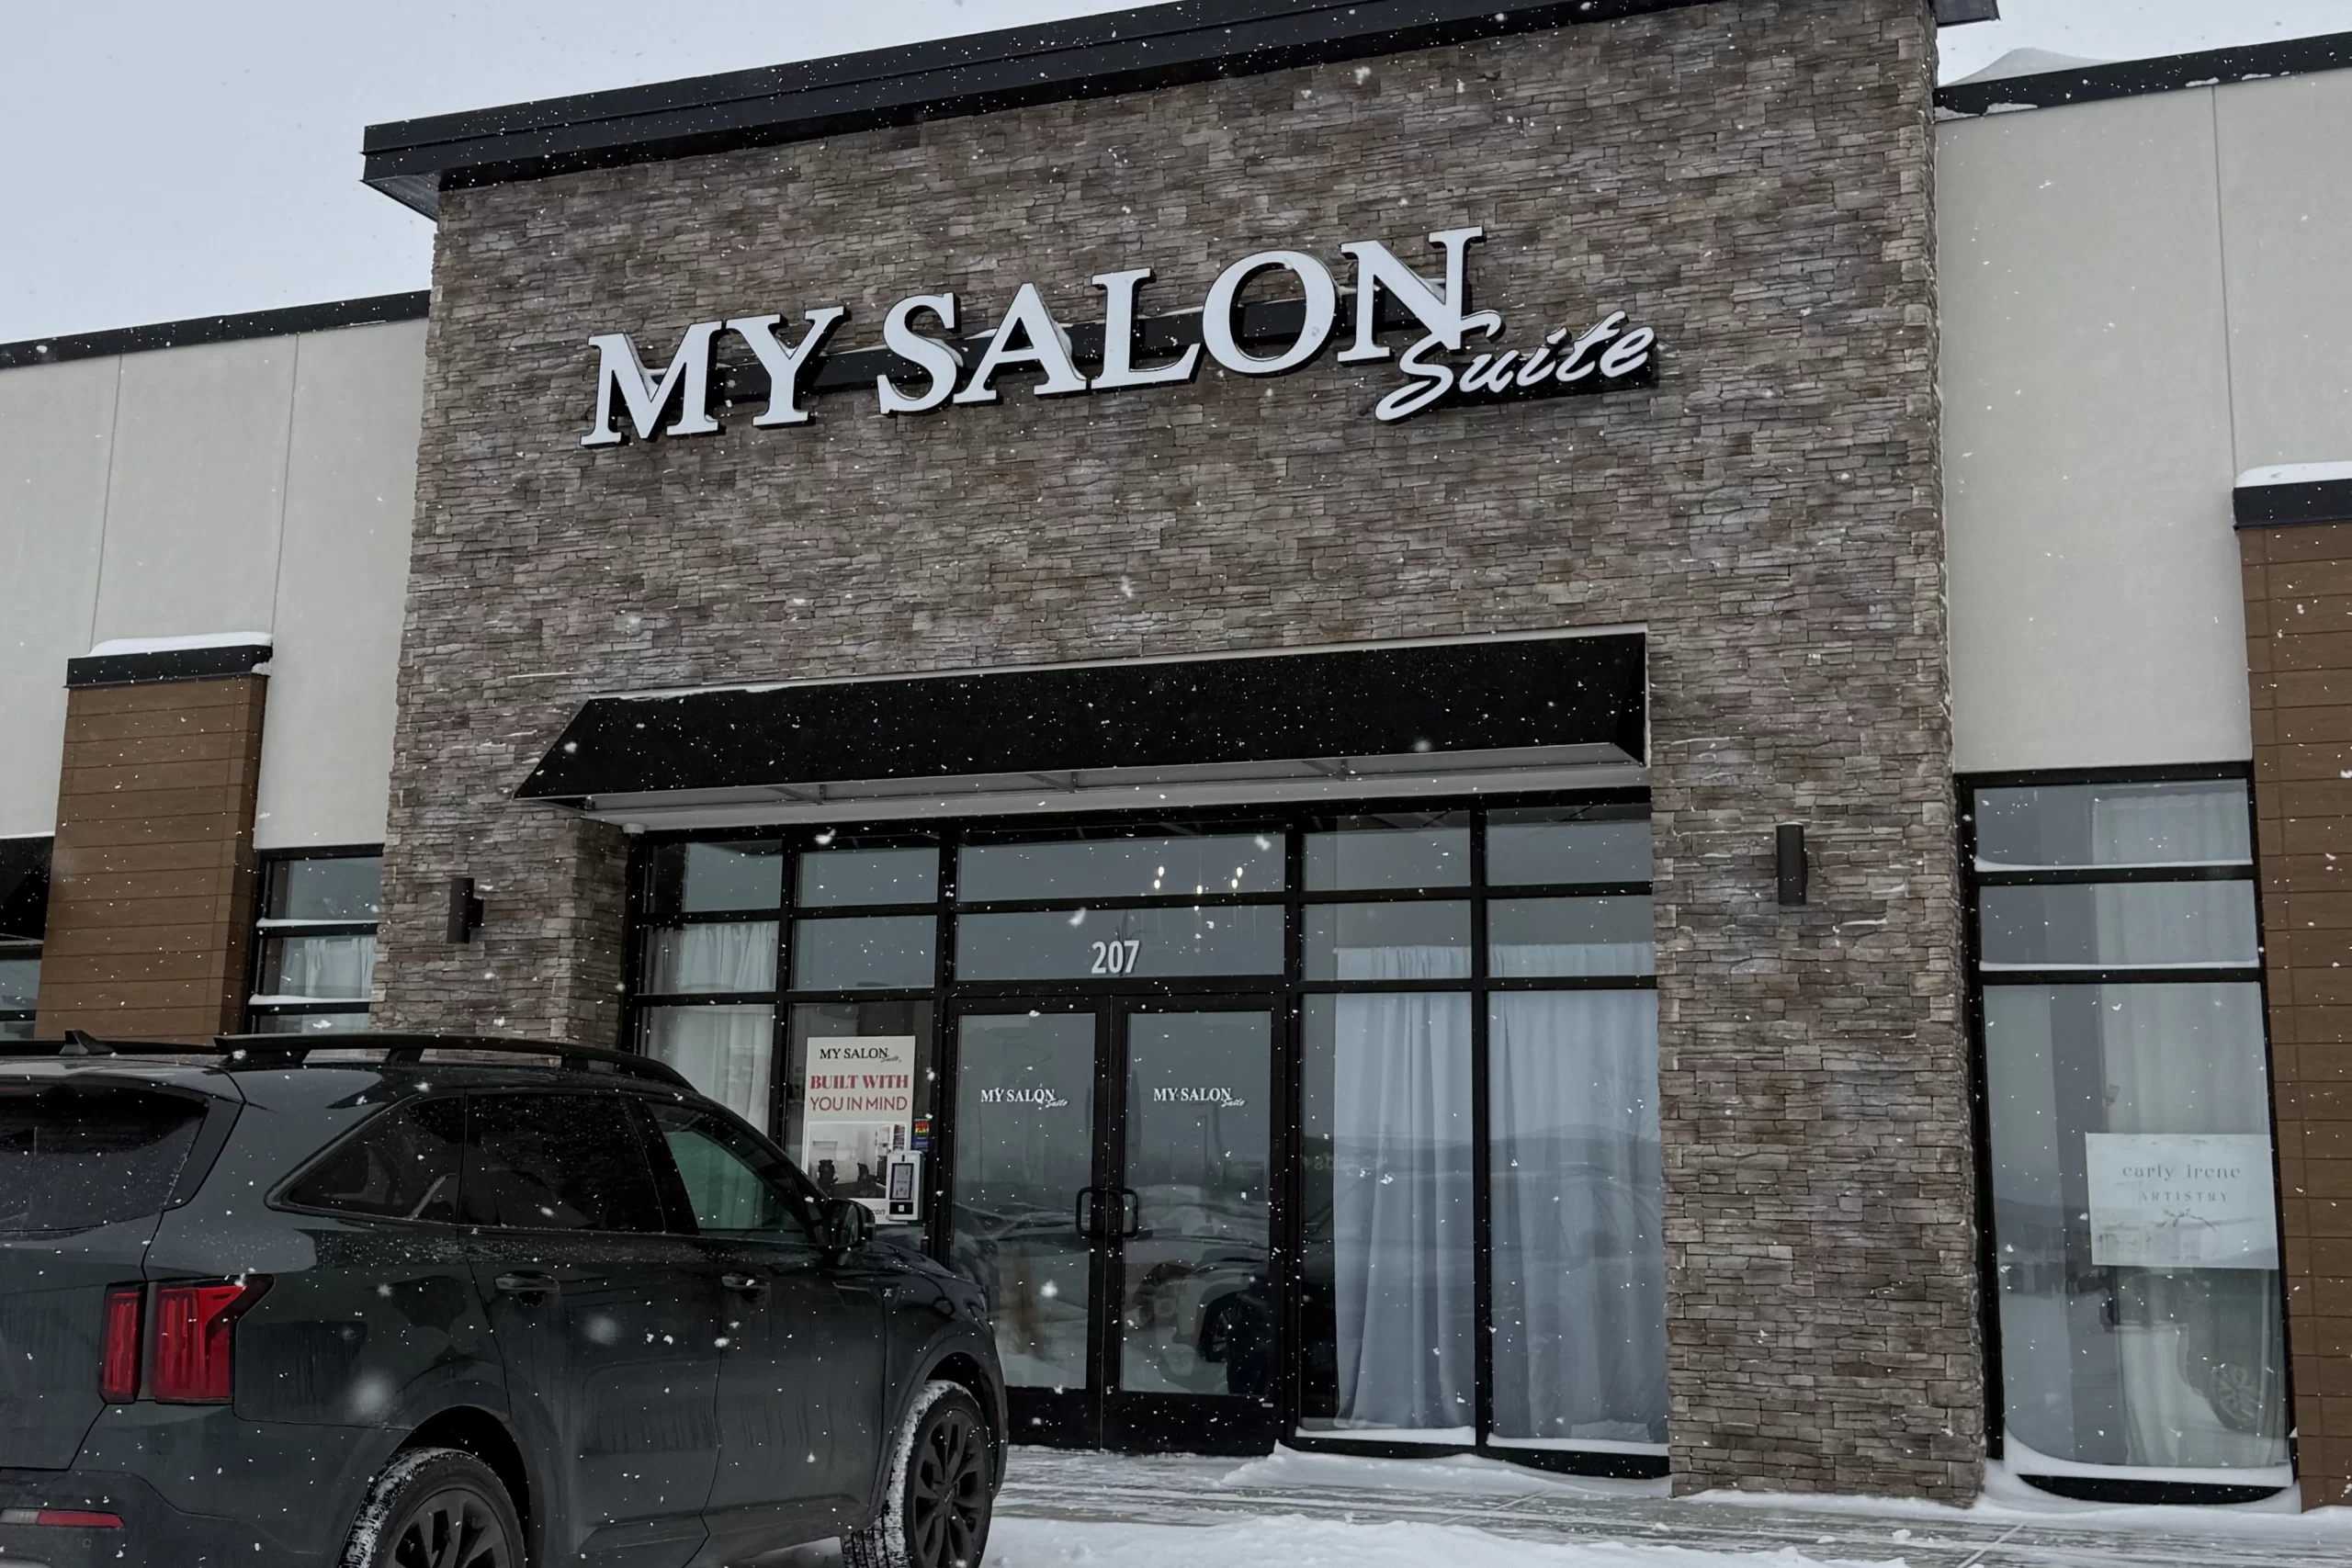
top-left (2084, 1133), bottom-right (2280, 1271)
top-left (580, 225), bottom-right (1657, 446)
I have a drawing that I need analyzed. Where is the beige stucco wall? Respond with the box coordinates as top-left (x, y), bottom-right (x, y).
top-left (1939, 66), bottom-right (2352, 773)
top-left (0, 318), bottom-right (424, 848)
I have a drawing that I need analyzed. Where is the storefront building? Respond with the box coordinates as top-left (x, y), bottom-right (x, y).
top-left (3, 0), bottom-right (2349, 1512)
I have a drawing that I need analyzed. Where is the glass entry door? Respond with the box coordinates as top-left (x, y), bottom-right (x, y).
top-left (950, 999), bottom-right (1278, 1452)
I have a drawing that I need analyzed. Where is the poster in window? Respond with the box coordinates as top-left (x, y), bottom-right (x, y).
top-left (2085, 1133), bottom-right (2279, 1270)
top-left (799, 1035), bottom-right (917, 1217)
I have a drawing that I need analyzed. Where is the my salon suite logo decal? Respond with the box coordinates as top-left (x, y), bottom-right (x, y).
top-left (580, 225), bottom-right (1658, 446)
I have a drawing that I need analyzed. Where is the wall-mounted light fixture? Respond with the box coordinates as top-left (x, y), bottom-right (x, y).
top-left (447, 876), bottom-right (485, 942)
top-left (1776, 825), bottom-right (1809, 907)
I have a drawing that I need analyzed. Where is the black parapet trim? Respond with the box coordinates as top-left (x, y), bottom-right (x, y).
top-left (0, 293), bottom-right (430, 372)
top-left (361, 0), bottom-right (1707, 218)
top-left (2233, 476), bottom-right (2352, 529)
top-left (1936, 28), bottom-right (2352, 118)
top-left (0, 838), bottom-right (50, 944)
top-left (518, 634), bottom-right (1647, 802)
top-left (65, 643), bottom-right (273, 690)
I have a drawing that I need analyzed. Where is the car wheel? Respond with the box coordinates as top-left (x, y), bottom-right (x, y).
top-left (844, 1381), bottom-right (994, 1568)
top-left (341, 1446), bottom-right (525, 1568)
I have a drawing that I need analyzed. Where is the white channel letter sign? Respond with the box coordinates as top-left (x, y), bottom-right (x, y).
top-left (581, 226), bottom-right (1657, 446)
top-left (2083, 1133), bottom-right (2280, 1271)
top-left (798, 1035), bottom-right (917, 1216)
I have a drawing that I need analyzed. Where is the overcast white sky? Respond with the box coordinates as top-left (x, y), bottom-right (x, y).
top-left (4, 0), bottom-right (2348, 344)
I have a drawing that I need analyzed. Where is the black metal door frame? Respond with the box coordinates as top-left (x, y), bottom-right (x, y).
top-left (943, 990), bottom-right (1284, 1452)
top-left (1099, 992), bottom-right (1286, 1455)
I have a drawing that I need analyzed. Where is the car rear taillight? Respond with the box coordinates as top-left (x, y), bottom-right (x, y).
top-left (99, 1286), bottom-right (143, 1402)
top-left (0, 1509), bottom-right (124, 1529)
top-left (151, 1277), bottom-right (269, 1404)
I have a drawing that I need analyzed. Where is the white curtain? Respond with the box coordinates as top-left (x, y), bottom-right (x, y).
top-left (1325, 952), bottom-right (1474, 1434)
top-left (1488, 990), bottom-right (1668, 1444)
top-left (266, 934), bottom-right (376, 1000)
top-left (645, 1005), bottom-right (775, 1128)
top-left (642, 921), bottom-right (777, 993)
top-left (2100, 984), bottom-right (2286, 1468)
top-left (1986, 980), bottom-right (2286, 1471)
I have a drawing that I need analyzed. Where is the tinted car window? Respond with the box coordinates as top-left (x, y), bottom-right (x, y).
top-left (282, 1097), bottom-right (463, 1223)
top-left (464, 1092), bottom-right (664, 1233)
top-left (645, 1101), bottom-right (813, 1237)
top-left (0, 1085), bottom-right (206, 1233)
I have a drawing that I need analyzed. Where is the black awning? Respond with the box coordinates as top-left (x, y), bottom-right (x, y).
top-left (517, 633), bottom-right (1645, 806)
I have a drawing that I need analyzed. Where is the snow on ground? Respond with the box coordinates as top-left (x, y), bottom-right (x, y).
top-left (987, 1514), bottom-right (1901, 1568)
top-left (1220, 1445), bottom-right (1668, 1499)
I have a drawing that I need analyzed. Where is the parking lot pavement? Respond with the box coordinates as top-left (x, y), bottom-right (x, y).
top-left (993, 1448), bottom-right (2352, 1568)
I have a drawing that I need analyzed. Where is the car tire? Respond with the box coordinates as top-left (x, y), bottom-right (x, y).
top-left (341, 1446), bottom-right (526, 1568)
top-left (842, 1381), bottom-right (995, 1568)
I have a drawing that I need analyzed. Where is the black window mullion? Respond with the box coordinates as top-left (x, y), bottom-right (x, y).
top-left (929, 822), bottom-right (962, 1264)
top-left (1280, 820), bottom-right (1306, 1442)
top-left (1469, 811), bottom-right (1494, 1450)
top-left (1972, 863), bottom-right (2254, 886)
top-left (1978, 967), bottom-right (2261, 988)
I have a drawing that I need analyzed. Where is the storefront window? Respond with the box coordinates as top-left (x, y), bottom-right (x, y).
top-left (1489, 989), bottom-right (1667, 1447)
top-left (788, 999), bottom-right (935, 1221)
top-left (791, 916), bottom-right (936, 989)
top-left (644, 1003), bottom-right (775, 1124)
top-left (636, 834), bottom-right (944, 1181)
top-left (1970, 776), bottom-right (2287, 1481)
top-left (951, 1009), bottom-right (1093, 1384)
top-left (0, 947), bottom-right (36, 1040)
top-left (1303, 901), bottom-right (1471, 980)
top-left (1305, 815), bottom-right (1469, 889)
top-left (0, 838), bottom-right (45, 1040)
top-left (960, 832), bottom-right (1281, 902)
top-left (247, 851), bottom-right (381, 1034)
top-left (1299, 990), bottom-right (1476, 1439)
top-left (627, 802), bottom-right (1660, 1469)
top-left (650, 839), bottom-right (785, 912)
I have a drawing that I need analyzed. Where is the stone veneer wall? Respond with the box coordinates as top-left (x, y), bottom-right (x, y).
top-left (377, 0), bottom-right (1976, 1498)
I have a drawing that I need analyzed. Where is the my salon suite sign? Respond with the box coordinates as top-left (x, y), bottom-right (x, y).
top-left (581, 225), bottom-right (1658, 446)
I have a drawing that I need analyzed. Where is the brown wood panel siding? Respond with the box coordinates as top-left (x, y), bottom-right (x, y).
top-left (2242, 519), bottom-right (2352, 1510)
top-left (33, 674), bottom-right (266, 1041)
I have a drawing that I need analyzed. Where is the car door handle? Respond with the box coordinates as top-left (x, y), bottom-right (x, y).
top-left (722, 1272), bottom-right (768, 1299)
top-left (494, 1271), bottom-right (557, 1300)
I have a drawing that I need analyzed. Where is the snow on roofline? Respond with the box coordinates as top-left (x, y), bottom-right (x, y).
top-left (2238, 462), bottom-right (2352, 489)
top-left (88, 632), bottom-right (273, 658)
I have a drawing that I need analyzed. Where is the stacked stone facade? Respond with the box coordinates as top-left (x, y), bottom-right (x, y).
top-left (378, 0), bottom-right (1975, 1498)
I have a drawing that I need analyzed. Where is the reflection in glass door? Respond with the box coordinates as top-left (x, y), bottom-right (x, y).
top-left (947, 1002), bottom-right (1277, 1451)
top-left (949, 1009), bottom-right (1096, 1442)
top-left (1111, 1006), bottom-right (1276, 1452)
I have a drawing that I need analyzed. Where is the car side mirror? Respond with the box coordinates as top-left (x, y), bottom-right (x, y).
top-left (819, 1197), bottom-right (874, 1256)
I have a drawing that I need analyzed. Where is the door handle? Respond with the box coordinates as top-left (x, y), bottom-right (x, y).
top-left (1118, 1188), bottom-right (1148, 1240)
top-left (722, 1272), bottom-right (769, 1299)
top-left (494, 1271), bottom-right (557, 1300)
top-left (1074, 1188), bottom-right (1098, 1241)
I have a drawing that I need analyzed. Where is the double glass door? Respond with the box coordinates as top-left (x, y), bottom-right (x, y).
top-left (950, 998), bottom-right (1278, 1452)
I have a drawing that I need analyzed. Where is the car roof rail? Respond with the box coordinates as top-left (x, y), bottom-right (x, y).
top-left (0, 1032), bottom-right (218, 1060)
top-left (0, 1030), bottom-right (691, 1091)
top-left (208, 1032), bottom-right (695, 1090)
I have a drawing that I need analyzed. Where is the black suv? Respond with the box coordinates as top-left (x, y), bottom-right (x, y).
top-left (0, 1033), bottom-right (1003, 1568)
